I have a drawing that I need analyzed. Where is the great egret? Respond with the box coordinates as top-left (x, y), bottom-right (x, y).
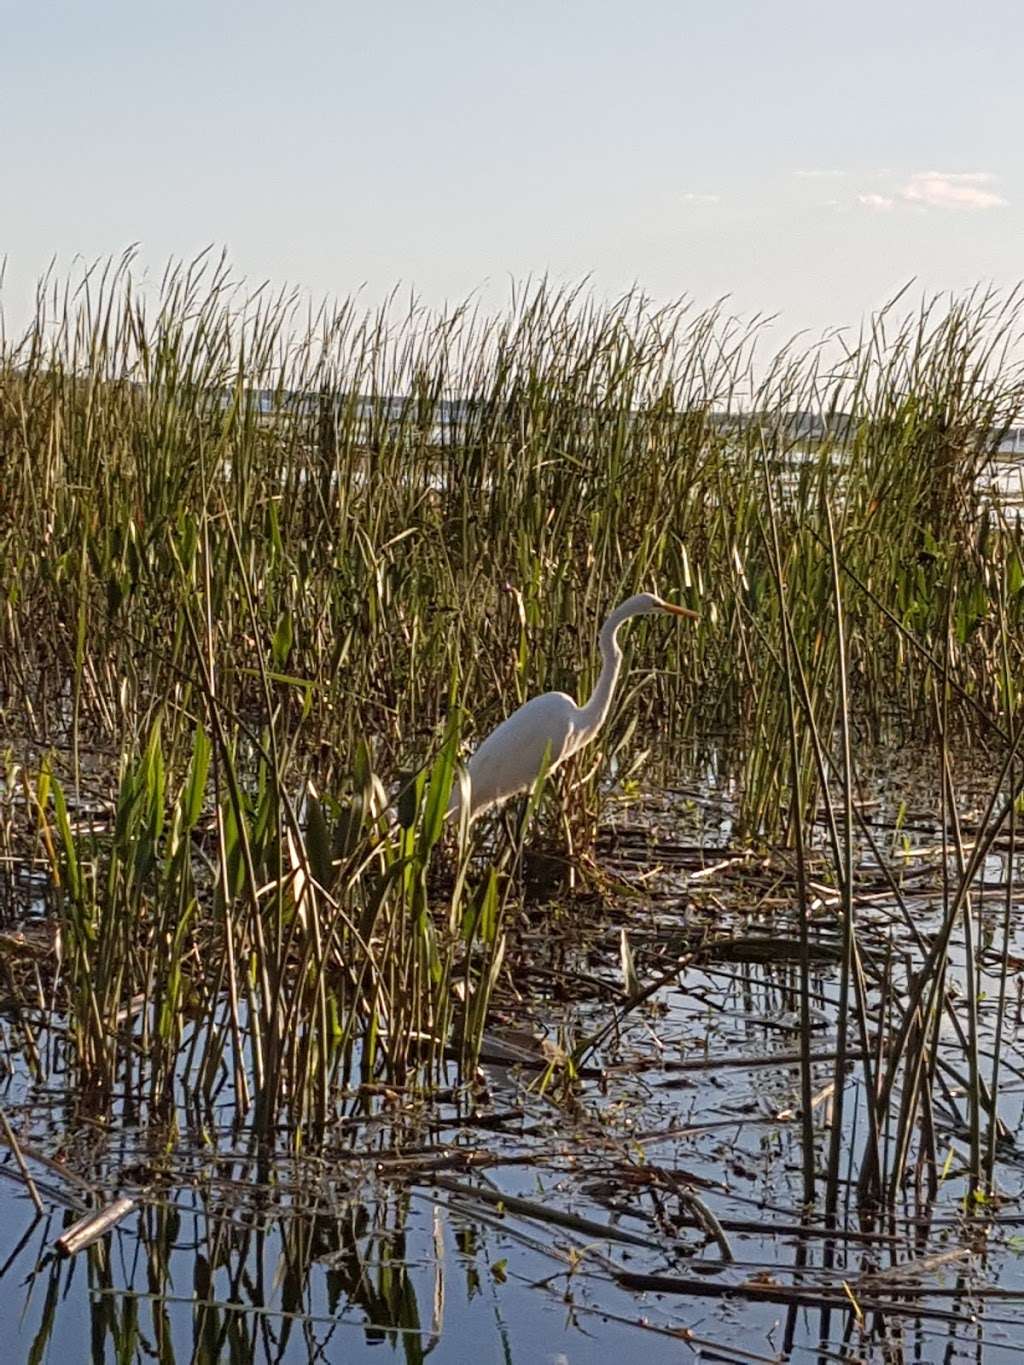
top-left (448, 592), bottom-right (698, 824)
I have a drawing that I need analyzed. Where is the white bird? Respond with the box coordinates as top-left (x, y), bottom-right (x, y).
top-left (448, 592), bottom-right (698, 824)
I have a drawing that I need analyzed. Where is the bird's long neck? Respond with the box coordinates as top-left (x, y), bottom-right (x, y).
top-left (575, 609), bottom-right (628, 740)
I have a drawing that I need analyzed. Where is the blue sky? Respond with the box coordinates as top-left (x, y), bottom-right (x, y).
top-left (2, 0), bottom-right (1021, 338)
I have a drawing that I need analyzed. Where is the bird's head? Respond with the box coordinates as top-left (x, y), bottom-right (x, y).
top-left (617, 591), bottom-right (699, 622)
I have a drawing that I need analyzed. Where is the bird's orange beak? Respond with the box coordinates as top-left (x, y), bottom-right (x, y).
top-left (662, 601), bottom-right (700, 620)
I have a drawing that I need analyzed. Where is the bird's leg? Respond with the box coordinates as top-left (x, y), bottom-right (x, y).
top-left (497, 797), bottom-right (532, 902)
top-left (499, 806), bottom-right (519, 849)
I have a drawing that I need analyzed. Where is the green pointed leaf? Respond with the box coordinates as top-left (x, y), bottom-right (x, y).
top-left (271, 612), bottom-right (293, 668)
top-left (304, 792), bottom-right (334, 888)
top-left (183, 724), bottom-right (211, 830)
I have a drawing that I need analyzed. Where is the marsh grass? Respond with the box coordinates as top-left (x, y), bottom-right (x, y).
top-left (1, 254), bottom-right (1024, 1214)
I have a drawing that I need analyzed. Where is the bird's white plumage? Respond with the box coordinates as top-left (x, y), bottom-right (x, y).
top-left (448, 591), bottom-right (697, 823)
top-left (459, 691), bottom-right (578, 816)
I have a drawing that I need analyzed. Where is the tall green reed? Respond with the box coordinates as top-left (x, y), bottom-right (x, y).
top-left (3, 255), bottom-right (1024, 1160)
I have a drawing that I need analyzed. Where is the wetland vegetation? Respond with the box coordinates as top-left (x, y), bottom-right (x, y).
top-left (2, 254), bottom-right (1024, 1360)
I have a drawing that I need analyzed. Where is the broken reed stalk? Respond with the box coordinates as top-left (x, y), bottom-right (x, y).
top-left (56, 1197), bottom-right (137, 1257)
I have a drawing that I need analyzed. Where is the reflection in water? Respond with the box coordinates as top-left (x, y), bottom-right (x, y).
top-left (3, 772), bottom-right (1024, 1360)
top-left (14, 1184), bottom-right (447, 1365)
top-left (10, 1173), bottom-right (713, 1364)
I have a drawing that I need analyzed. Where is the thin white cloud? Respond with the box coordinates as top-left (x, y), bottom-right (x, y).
top-left (680, 192), bottom-right (720, 204)
top-left (901, 171), bottom-right (1007, 209)
top-left (922, 170), bottom-right (996, 182)
top-left (854, 170), bottom-right (1008, 212)
top-left (794, 169), bottom-right (847, 179)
